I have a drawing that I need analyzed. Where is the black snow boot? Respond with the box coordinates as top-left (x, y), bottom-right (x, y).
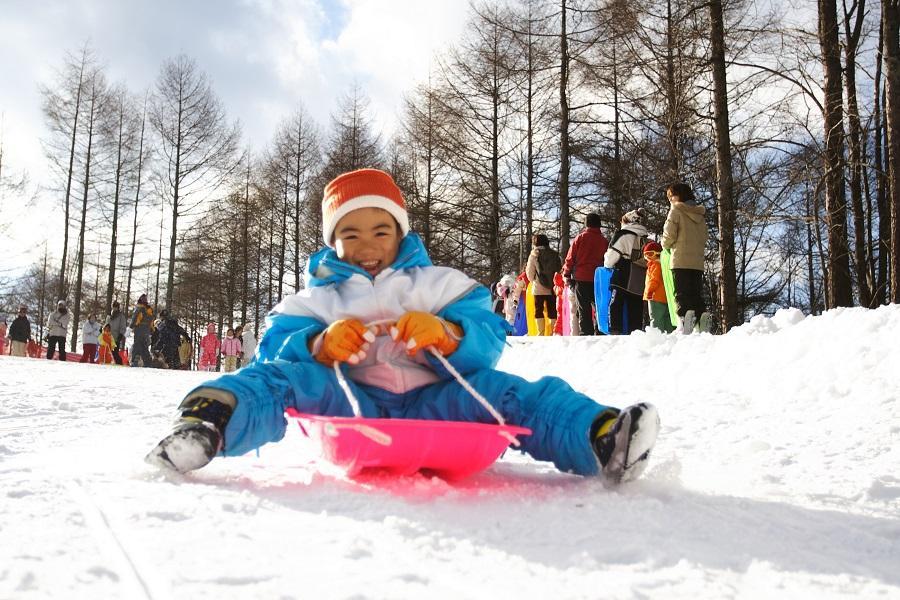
top-left (145, 396), bottom-right (234, 473)
top-left (591, 403), bottom-right (660, 485)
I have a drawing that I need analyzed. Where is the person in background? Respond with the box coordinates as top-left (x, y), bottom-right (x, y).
top-left (661, 182), bottom-right (710, 334)
top-left (641, 241), bottom-right (674, 333)
top-left (9, 305), bottom-right (32, 357)
top-left (152, 309), bottom-right (191, 370)
top-left (129, 294), bottom-right (154, 367)
top-left (525, 233), bottom-right (562, 336)
top-left (98, 324), bottom-right (116, 365)
top-left (46, 300), bottom-right (71, 361)
top-left (220, 327), bottom-right (242, 373)
top-left (178, 335), bottom-right (193, 370)
top-left (604, 209), bottom-right (649, 335)
top-left (105, 301), bottom-right (127, 365)
top-left (80, 313), bottom-right (101, 363)
top-left (494, 274), bottom-right (517, 325)
top-left (0, 316), bottom-right (7, 355)
top-left (562, 213), bottom-right (609, 336)
top-left (239, 324), bottom-right (257, 367)
top-left (198, 323), bottom-right (220, 372)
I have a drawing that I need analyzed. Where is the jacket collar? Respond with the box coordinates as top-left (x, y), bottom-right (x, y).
top-left (305, 233), bottom-right (433, 287)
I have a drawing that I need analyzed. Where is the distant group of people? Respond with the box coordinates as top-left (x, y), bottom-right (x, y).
top-left (1, 293), bottom-right (258, 372)
top-left (496, 181), bottom-right (710, 336)
top-left (197, 322), bottom-right (257, 373)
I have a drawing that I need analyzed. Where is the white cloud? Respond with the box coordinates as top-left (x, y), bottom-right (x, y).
top-left (0, 0), bottom-right (474, 275)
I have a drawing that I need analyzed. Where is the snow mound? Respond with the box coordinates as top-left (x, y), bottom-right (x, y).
top-left (1, 305), bottom-right (898, 599)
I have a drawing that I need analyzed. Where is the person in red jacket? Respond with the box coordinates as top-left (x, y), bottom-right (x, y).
top-left (561, 213), bottom-right (609, 335)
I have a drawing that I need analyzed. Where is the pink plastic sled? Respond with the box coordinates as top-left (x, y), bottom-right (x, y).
top-left (285, 408), bottom-right (531, 479)
top-left (283, 328), bottom-right (531, 479)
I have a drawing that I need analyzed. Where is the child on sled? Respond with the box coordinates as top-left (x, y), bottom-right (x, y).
top-left (146, 169), bottom-right (659, 484)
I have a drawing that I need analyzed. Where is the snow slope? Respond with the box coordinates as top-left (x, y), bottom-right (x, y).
top-left (1, 306), bottom-right (899, 599)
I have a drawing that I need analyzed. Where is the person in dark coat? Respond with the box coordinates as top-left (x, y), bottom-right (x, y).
top-left (9, 305), bottom-right (32, 357)
top-left (105, 301), bottom-right (128, 365)
top-left (129, 294), bottom-right (154, 367)
top-left (152, 309), bottom-right (191, 369)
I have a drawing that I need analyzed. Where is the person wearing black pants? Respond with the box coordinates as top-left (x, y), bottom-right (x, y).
top-left (562, 213), bottom-right (610, 336)
top-left (661, 182), bottom-right (710, 333)
top-left (46, 336), bottom-right (66, 361)
top-left (573, 280), bottom-right (598, 335)
top-left (672, 268), bottom-right (705, 320)
top-left (46, 300), bottom-right (71, 360)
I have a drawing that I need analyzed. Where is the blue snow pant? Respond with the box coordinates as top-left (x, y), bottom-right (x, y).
top-left (191, 361), bottom-right (611, 476)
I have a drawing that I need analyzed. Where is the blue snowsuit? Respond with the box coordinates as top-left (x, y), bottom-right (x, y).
top-left (192, 234), bottom-right (610, 476)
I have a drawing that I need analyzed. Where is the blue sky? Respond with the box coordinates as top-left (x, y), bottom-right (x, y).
top-left (0, 0), bottom-right (471, 271)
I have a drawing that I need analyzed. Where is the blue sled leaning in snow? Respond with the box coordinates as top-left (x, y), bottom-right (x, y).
top-left (594, 267), bottom-right (613, 335)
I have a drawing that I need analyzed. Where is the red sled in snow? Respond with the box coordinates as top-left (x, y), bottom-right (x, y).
top-left (285, 408), bottom-right (531, 480)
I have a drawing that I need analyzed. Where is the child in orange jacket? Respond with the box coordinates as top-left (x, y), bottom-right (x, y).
top-left (98, 324), bottom-right (116, 365)
top-left (642, 241), bottom-right (674, 333)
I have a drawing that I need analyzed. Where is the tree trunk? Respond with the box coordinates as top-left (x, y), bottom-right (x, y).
top-left (818, 0), bottom-right (854, 307)
top-left (884, 0), bottom-right (900, 303)
top-left (126, 100), bottom-right (147, 316)
top-left (105, 98), bottom-right (126, 312)
top-left (874, 19), bottom-right (890, 304)
top-left (71, 80), bottom-right (99, 351)
top-left (165, 93), bottom-right (184, 308)
top-left (709, 0), bottom-right (738, 331)
top-left (843, 0), bottom-right (872, 307)
top-left (242, 155), bottom-right (250, 323)
top-left (58, 57), bottom-right (86, 301)
top-left (559, 0), bottom-right (571, 256)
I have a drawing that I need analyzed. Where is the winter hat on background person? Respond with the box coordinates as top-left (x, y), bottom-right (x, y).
top-left (321, 168), bottom-right (409, 246)
top-left (57, 300), bottom-right (66, 308)
top-left (622, 208), bottom-right (645, 224)
top-left (642, 241), bottom-right (663, 255)
top-left (137, 294), bottom-right (148, 304)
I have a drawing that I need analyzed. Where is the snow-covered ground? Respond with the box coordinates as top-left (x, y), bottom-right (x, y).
top-left (1, 306), bottom-right (899, 599)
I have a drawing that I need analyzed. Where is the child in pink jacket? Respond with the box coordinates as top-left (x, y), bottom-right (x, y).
top-left (198, 323), bottom-right (220, 371)
top-left (220, 328), bottom-right (242, 373)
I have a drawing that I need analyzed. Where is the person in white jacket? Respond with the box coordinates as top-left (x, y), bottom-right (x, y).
top-left (80, 314), bottom-right (101, 364)
top-left (603, 209), bottom-right (649, 335)
top-left (239, 325), bottom-right (257, 366)
top-left (46, 300), bottom-right (71, 361)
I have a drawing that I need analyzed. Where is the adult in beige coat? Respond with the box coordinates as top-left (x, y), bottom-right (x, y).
top-left (525, 233), bottom-right (561, 335)
top-left (661, 182), bottom-right (710, 333)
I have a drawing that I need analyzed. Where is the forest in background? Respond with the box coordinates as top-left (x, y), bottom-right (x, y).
top-left (2, 0), bottom-right (900, 349)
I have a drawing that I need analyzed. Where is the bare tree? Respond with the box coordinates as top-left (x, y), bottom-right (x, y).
top-left (884, 0), bottom-right (900, 302)
top-left (709, 0), bottom-right (738, 330)
top-left (70, 66), bottom-right (108, 350)
top-left (819, 0), bottom-right (854, 306)
top-left (150, 54), bottom-right (240, 308)
top-left (40, 44), bottom-right (93, 300)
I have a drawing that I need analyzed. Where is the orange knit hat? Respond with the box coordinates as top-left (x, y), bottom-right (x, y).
top-left (322, 168), bottom-right (409, 246)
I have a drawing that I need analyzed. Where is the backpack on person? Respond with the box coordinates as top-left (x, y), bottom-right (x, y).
top-left (609, 229), bottom-right (649, 296)
top-left (535, 248), bottom-right (562, 289)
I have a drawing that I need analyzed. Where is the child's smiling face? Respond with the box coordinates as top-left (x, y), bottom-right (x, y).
top-left (334, 207), bottom-right (401, 277)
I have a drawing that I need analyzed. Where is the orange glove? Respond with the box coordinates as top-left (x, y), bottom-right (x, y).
top-left (311, 319), bottom-right (375, 366)
top-left (392, 312), bottom-right (462, 356)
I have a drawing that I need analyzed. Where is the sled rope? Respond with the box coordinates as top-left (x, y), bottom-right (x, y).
top-left (330, 320), bottom-right (521, 448)
top-left (331, 361), bottom-right (392, 445)
top-left (427, 348), bottom-right (520, 447)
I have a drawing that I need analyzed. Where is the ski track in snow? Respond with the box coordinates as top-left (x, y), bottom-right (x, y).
top-left (1, 306), bottom-right (899, 599)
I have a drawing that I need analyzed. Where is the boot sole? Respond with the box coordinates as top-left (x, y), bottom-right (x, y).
top-left (145, 423), bottom-right (219, 474)
top-left (602, 403), bottom-right (660, 485)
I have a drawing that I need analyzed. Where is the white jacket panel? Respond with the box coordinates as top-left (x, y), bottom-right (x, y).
top-left (82, 321), bottom-right (101, 345)
top-left (273, 265), bottom-right (480, 393)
